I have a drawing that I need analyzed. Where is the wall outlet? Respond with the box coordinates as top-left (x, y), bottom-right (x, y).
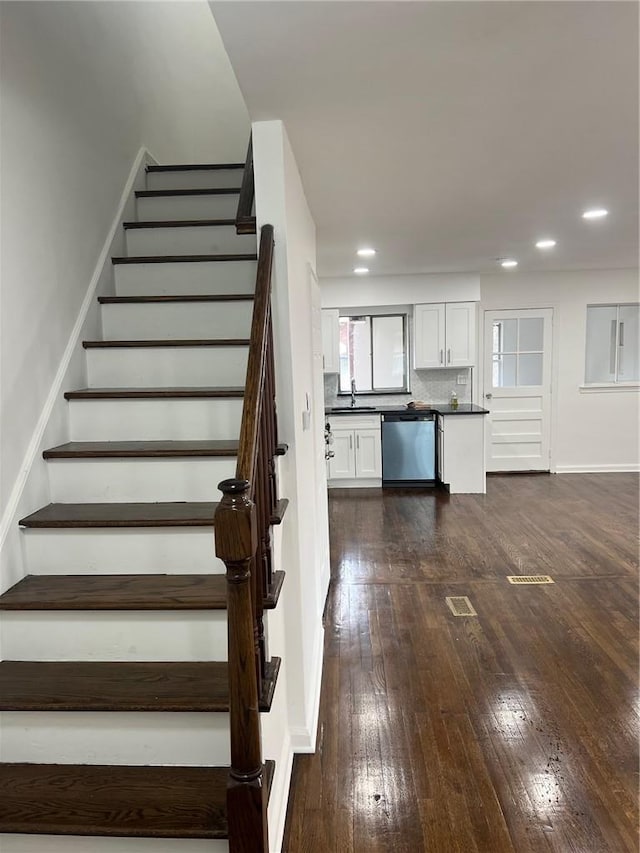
top-left (457, 374), bottom-right (468, 385)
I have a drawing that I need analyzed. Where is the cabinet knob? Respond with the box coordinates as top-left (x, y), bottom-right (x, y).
top-left (485, 392), bottom-right (493, 400)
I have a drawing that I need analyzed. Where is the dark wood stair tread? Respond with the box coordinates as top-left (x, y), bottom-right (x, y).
top-left (146, 164), bottom-right (244, 172)
top-left (43, 440), bottom-right (240, 459)
top-left (83, 339), bottom-right (249, 349)
top-left (271, 498), bottom-right (290, 526)
top-left (98, 294), bottom-right (254, 303)
top-left (64, 387), bottom-right (244, 400)
top-left (124, 219), bottom-right (238, 229)
top-left (0, 571), bottom-right (286, 611)
top-left (0, 658), bottom-right (280, 712)
top-left (18, 502), bottom-right (218, 528)
top-left (136, 188), bottom-right (240, 197)
top-left (112, 253), bottom-right (257, 264)
top-left (0, 760), bottom-right (275, 838)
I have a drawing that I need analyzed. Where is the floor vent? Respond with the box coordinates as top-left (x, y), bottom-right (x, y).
top-left (445, 596), bottom-right (477, 617)
top-left (507, 575), bottom-right (555, 585)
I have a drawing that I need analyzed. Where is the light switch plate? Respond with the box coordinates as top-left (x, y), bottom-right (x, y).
top-left (457, 374), bottom-right (468, 385)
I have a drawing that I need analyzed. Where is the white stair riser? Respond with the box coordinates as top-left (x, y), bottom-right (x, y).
top-left (86, 346), bottom-right (248, 388)
top-left (22, 528), bottom-right (224, 574)
top-left (69, 398), bottom-right (243, 441)
top-left (126, 225), bottom-right (256, 257)
top-left (1, 712), bottom-right (231, 766)
top-left (137, 193), bottom-right (238, 221)
top-left (146, 168), bottom-right (243, 191)
top-left (48, 458), bottom-right (237, 503)
top-left (114, 260), bottom-right (257, 297)
top-left (101, 301), bottom-right (253, 340)
top-left (1, 838), bottom-right (228, 853)
top-left (1, 611), bottom-right (227, 660)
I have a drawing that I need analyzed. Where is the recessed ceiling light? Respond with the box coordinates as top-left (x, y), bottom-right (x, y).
top-left (357, 248), bottom-right (376, 257)
top-left (582, 208), bottom-right (608, 220)
top-left (536, 239), bottom-right (557, 249)
top-left (354, 267), bottom-right (369, 275)
top-left (500, 259), bottom-right (518, 269)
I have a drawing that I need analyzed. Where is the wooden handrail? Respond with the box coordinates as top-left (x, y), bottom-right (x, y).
top-left (214, 219), bottom-right (275, 853)
top-left (235, 136), bottom-right (256, 235)
top-left (236, 225), bottom-right (274, 485)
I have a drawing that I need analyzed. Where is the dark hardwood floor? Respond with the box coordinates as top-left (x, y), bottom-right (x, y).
top-left (283, 474), bottom-right (639, 852)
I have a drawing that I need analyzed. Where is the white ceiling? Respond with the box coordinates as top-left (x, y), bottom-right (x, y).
top-left (212, 1), bottom-right (638, 279)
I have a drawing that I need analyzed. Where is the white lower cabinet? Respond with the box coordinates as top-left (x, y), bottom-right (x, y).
top-left (327, 415), bottom-right (382, 486)
top-left (437, 414), bottom-right (486, 494)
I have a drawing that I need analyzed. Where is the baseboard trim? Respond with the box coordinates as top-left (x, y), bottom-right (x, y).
top-left (268, 730), bottom-right (294, 853)
top-left (555, 463), bottom-right (640, 474)
top-left (0, 147), bottom-right (155, 563)
top-left (289, 621), bottom-right (325, 753)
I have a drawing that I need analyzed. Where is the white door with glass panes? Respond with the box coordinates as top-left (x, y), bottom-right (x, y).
top-left (483, 308), bottom-right (553, 472)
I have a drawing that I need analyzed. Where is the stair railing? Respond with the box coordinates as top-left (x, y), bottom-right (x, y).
top-left (235, 136), bottom-right (256, 235)
top-left (214, 220), bottom-right (275, 852)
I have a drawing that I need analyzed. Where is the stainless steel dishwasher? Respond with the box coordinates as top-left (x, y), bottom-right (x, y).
top-left (381, 412), bottom-right (436, 487)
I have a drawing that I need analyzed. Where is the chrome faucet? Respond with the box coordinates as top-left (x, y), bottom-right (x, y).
top-left (350, 378), bottom-right (357, 407)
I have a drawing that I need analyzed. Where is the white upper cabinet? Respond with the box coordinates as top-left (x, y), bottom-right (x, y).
top-left (445, 302), bottom-right (476, 367)
top-left (321, 309), bottom-right (340, 373)
top-left (413, 304), bottom-right (446, 368)
top-left (414, 302), bottom-right (476, 369)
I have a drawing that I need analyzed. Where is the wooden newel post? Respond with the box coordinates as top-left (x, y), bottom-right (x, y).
top-left (215, 478), bottom-right (269, 853)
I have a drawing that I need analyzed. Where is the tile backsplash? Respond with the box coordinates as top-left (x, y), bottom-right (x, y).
top-left (324, 367), bottom-right (473, 407)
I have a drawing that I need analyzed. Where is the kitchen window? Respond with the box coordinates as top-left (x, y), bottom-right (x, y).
top-left (338, 314), bottom-right (409, 393)
top-left (585, 303), bottom-right (639, 385)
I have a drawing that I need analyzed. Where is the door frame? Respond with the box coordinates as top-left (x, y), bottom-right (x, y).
top-left (478, 304), bottom-right (557, 473)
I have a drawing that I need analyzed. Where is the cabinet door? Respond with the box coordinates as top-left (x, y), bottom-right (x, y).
top-left (321, 309), bottom-right (340, 373)
top-left (328, 430), bottom-right (355, 478)
top-left (445, 302), bottom-right (476, 367)
top-left (414, 304), bottom-right (445, 369)
top-left (354, 428), bottom-right (382, 478)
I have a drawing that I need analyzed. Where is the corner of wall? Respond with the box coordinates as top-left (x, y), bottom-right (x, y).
top-left (0, 146), bottom-right (151, 597)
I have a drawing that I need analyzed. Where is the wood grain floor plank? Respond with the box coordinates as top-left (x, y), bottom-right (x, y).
top-left (283, 474), bottom-right (639, 852)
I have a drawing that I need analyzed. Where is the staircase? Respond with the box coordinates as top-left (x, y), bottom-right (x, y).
top-left (0, 149), bottom-right (285, 851)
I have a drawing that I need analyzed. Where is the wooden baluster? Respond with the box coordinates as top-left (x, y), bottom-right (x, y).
top-left (266, 315), bottom-right (279, 514)
top-left (214, 479), bottom-right (268, 853)
top-left (258, 416), bottom-right (273, 592)
top-left (253, 437), bottom-right (267, 689)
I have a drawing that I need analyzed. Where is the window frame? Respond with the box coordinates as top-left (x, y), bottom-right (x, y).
top-left (584, 302), bottom-right (640, 387)
top-left (337, 312), bottom-right (410, 395)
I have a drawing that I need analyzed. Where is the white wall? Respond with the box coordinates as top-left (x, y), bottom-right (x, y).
top-left (321, 272), bottom-right (480, 308)
top-left (253, 119), bottom-right (330, 850)
top-left (480, 268), bottom-right (640, 472)
top-left (0, 0), bottom-right (249, 513)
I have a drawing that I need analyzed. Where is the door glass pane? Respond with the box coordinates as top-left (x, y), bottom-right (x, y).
top-left (493, 354), bottom-right (517, 387)
top-left (519, 318), bottom-right (544, 352)
top-left (585, 306), bottom-right (617, 383)
top-left (493, 319), bottom-right (517, 354)
top-left (618, 305), bottom-right (639, 381)
top-left (372, 316), bottom-right (404, 389)
top-left (518, 353), bottom-right (543, 386)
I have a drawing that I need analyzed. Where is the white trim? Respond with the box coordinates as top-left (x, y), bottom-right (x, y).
top-left (328, 478), bottom-right (382, 489)
top-left (268, 730), bottom-right (294, 853)
top-left (555, 463), bottom-right (640, 474)
top-left (579, 383), bottom-right (640, 393)
top-left (289, 622), bottom-right (325, 753)
top-left (0, 147), bottom-right (155, 557)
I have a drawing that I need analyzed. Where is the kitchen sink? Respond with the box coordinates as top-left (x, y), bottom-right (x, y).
top-left (329, 406), bottom-right (377, 412)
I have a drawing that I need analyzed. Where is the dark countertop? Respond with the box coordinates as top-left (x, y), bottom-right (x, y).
top-left (325, 403), bottom-right (489, 416)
